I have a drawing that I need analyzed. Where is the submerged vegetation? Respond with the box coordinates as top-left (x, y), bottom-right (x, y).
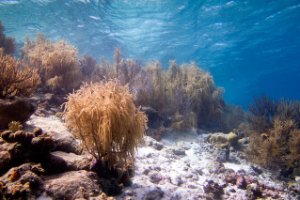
top-left (0, 49), bottom-right (40, 98)
top-left (22, 34), bottom-right (82, 93)
top-left (0, 20), bottom-right (300, 198)
top-left (64, 81), bottom-right (147, 169)
top-left (246, 96), bottom-right (300, 176)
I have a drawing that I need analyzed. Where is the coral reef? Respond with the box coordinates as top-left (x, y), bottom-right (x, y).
top-left (0, 129), bottom-right (55, 175)
top-left (0, 125), bottom-right (115, 198)
top-left (64, 81), bottom-right (147, 169)
top-left (22, 34), bottom-right (82, 93)
top-left (0, 50), bottom-right (40, 99)
top-left (247, 96), bottom-right (300, 177)
top-left (0, 163), bottom-right (45, 199)
top-left (0, 21), bottom-right (15, 55)
top-left (136, 61), bottom-right (224, 131)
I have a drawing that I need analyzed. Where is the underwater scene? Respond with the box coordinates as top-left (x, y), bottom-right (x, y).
top-left (0, 0), bottom-right (300, 199)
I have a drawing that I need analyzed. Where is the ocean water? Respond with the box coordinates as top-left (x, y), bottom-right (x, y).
top-left (0, 0), bottom-right (300, 108)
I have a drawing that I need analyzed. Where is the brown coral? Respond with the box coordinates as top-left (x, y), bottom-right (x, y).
top-left (136, 61), bottom-right (224, 131)
top-left (22, 34), bottom-right (82, 93)
top-left (64, 81), bottom-right (147, 168)
top-left (247, 97), bottom-right (300, 173)
top-left (0, 50), bottom-right (40, 98)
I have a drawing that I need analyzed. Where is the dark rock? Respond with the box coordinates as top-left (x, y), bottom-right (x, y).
top-left (50, 151), bottom-right (92, 171)
top-left (203, 180), bottom-right (224, 199)
top-left (250, 165), bottom-right (263, 175)
top-left (0, 97), bottom-right (36, 128)
top-left (143, 187), bottom-right (164, 200)
top-left (0, 130), bottom-right (13, 141)
top-left (246, 183), bottom-right (262, 200)
top-left (31, 135), bottom-right (55, 154)
top-left (236, 175), bottom-right (247, 189)
top-left (44, 170), bottom-right (101, 199)
top-left (48, 131), bottom-right (82, 154)
top-left (141, 106), bottom-right (163, 129)
top-left (153, 142), bottom-right (164, 150)
top-left (0, 163), bottom-right (45, 199)
top-left (44, 93), bottom-right (65, 106)
top-left (42, 153), bottom-right (68, 174)
top-left (0, 150), bottom-right (11, 175)
top-left (149, 172), bottom-right (163, 184)
top-left (10, 131), bottom-right (34, 144)
top-left (90, 159), bottom-right (133, 195)
top-left (170, 175), bottom-right (183, 186)
top-left (225, 172), bottom-right (237, 185)
top-left (99, 178), bottom-right (123, 196)
top-left (33, 127), bottom-right (43, 137)
top-left (172, 149), bottom-right (186, 156)
top-left (216, 145), bottom-right (229, 162)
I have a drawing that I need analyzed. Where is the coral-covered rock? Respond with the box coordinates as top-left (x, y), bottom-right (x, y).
top-left (0, 163), bottom-right (44, 199)
top-left (44, 170), bottom-right (101, 199)
top-left (208, 132), bottom-right (238, 149)
top-left (0, 97), bottom-right (35, 128)
top-left (0, 129), bottom-right (56, 175)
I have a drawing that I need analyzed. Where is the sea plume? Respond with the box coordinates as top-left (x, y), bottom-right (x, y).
top-left (0, 49), bottom-right (40, 98)
top-left (64, 81), bottom-right (147, 168)
top-left (22, 34), bottom-right (81, 93)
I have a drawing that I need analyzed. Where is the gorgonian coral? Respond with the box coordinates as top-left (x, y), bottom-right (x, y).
top-left (22, 34), bottom-right (81, 93)
top-left (0, 49), bottom-right (40, 98)
top-left (64, 81), bottom-right (147, 168)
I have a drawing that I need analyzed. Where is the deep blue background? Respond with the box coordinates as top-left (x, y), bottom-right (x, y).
top-left (1, 0), bottom-right (300, 108)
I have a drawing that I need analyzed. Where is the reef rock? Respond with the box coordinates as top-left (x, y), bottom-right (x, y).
top-left (208, 132), bottom-right (238, 148)
top-left (50, 151), bottom-right (92, 171)
top-left (0, 97), bottom-right (35, 128)
top-left (44, 170), bottom-right (101, 199)
top-left (0, 163), bottom-right (45, 199)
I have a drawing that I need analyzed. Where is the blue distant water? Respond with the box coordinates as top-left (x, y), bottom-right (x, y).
top-left (1, 0), bottom-right (300, 108)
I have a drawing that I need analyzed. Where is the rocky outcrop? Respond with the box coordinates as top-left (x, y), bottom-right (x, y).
top-left (0, 163), bottom-right (45, 199)
top-left (0, 130), bottom-right (55, 175)
top-left (44, 170), bottom-right (101, 199)
top-left (0, 97), bottom-right (35, 128)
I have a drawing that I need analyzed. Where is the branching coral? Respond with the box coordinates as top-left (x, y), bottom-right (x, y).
top-left (0, 49), bottom-right (40, 98)
top-left (247, 97), bottom-right (300, 175)
top-left (136, 61), bottom-right (224, 131)
top-left (22, 34), bottom-right (82, 93)
top-left (64, 81), bottom-right (147, 168)
top-left (0, 21), bottom-right (16, 55)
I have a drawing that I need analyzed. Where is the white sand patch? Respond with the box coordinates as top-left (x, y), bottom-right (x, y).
top-left (223, 162), bottom-right (251, 172)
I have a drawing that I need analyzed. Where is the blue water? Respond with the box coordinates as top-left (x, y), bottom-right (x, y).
top-left (1, 0), bottom-right (300, 108)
